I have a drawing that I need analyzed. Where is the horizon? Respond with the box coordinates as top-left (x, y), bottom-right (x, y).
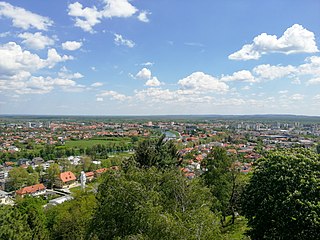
top-left (0, 1), bottom-right (320, 115)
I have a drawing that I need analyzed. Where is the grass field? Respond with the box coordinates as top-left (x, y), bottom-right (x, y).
top-left (65, 138), bottom-right (132, 148)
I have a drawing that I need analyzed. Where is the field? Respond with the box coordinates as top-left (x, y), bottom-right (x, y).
top-left (65, 137), bottom-right (132, 148)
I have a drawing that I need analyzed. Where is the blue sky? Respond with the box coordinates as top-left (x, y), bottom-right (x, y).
top-left (0, 0), bottom-right (319, 115)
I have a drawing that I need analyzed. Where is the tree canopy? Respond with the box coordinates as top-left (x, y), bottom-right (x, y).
top-left (241, 148), bottom-right (320, 239)
top-left (89, 166), bottom-right (221, 239)
top-left (132, 135), bottom-right (180, 169)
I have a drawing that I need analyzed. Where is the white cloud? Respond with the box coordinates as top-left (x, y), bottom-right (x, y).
top-left (136, 68), bottom-right (152, 80)
top-left (253, 64), bottom-right (296, 80)
top-left (98, 90), bottom-right (128, 101)
top-left (58, 67), bottom-right (83, 79)
top-left (313, 95), bottom-right (320, 101)
top-left (298, 56), bottom-right (320, 76)
top-left (91, 82), bottom-right (103, 87)
top-left (68, 0), bottom-right (141, 32)
top-left (178, 72), bottom-right (229, 93)
top-left (62, 41), bottom-right (82, 51)
top-left (3, 75), bottom-right (84, 95)
top-left (0, 42), bottom-right (75, 95)
top-left (0, 2), bottom-right (53, 30)
top-left (141, 61), bottom-right (154, 66)
top-left (241, 86), bottom-right (251, 90)
top-left (229, 24), bottom-right (319, 60)
top-left (0, 31), bottom-right (10, 37)
top-left (137, 11), bottom-right (150, 22)
top-left (306, 77), bottom-right (320, 85)
top-left (114, 34), bottom-right (135, 48)
top-left (18, 32), bottom-right (55, 50)
top-left (68, 2), bottom-right (101, 33)
top-left (0, 42), bottom-right (46, 75)
top-left (278, 90), bottom-right (288, 94)
top-left (102, 0), bottom-right (137, 18)
top-left (46, 49), bottom-right (73, 68)
top-left (96, 97), bottom-right (103, 102)
top-left (221, 70), bottom-right (256, 82)
top-left (290, 93), bottom-right (304, 101)
top-left (145, 77), bottom-right (163, 87)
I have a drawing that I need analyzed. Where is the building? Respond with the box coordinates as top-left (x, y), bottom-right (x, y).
top-left (55, 171), bottom-right (77, 188)
top-left (85, 171), bottom-right (95, 182)
top-left (48, 195), bottom-right (73, 206)
top-left (0, 190), bottom-right (13, 205)
top-left (16, 183), bottom-right (46, 197)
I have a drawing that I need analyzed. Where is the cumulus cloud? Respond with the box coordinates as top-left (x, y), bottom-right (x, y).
top-left (306, 77), bottom-right (320, 85)
top-left (68, 2), bottom-right (101, 33)
top-left (68, 0), bottom-right (142, 32)
top-left (221, 70), bottom-right (256, 83)
top-left (102, 0), bottom-right (137, 18)
top-left (253, 64), bottom-right (296, 80)
top-left (97, 90), bottom-right (128, 101)
top-left (91, 82), bottom-right (103, 87)
top-left (1, 75), bottom-right (84, 95)
top-left (178, 72), bottom-right (229, 93)
top-left (46, 48), bottom-right (73, 68)
top-left (62, 41), bottom-right (82, 51)
top-left (229, 24), bottom-right (319, 60)
top-left (0, 42), bottom-right (75, 95)
top-left (137, 11), bottom-right (150, 22)
top-left (145, 77), bottom-right (162, 87)
top-left (58, 67), bottom-right (83, 79)
top-left (136, 68), bottom-right (152, 80)
top-left (0, 1), bottom-right (53, 30)
top-left (18, 32), bottom-right (55, 50)
top-left (114, 34), bottom-right (135, 48)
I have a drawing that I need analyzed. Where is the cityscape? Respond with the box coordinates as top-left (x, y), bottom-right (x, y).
top-left (0, 0), bottom-right (320, 239)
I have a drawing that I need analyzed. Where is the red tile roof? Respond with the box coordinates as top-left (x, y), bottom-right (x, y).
top-left (95, 168), bottom-right (108, 174)
top-left (16, 183), bottom-right (46, 195)
top-left (59, 171), bottom-right (76, 183)
top-left (85, 171), bottom-right (94, 177)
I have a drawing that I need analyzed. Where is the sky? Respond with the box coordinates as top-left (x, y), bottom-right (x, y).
top-left (0, 0), bottom-right (319, 116)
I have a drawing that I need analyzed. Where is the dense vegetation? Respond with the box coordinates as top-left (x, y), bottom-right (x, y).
top-left (0, 137), bottom-right (319, 239)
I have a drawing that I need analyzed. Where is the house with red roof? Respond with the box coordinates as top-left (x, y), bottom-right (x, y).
top-left (85, 171), bottom-right (94, 182)
top-left (55, 171), bottom-right (77, 188)
top-left (16, 183), bottom-right (46, 197)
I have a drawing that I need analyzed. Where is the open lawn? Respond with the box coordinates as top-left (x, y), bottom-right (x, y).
top-left (65, 138), bottom-right (132, 148)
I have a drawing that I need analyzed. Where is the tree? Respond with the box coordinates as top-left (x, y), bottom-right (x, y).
top-left (202, 147), bottom-right (233, 224)
top-left (132, 135), bottom-right (180, 169)
top-left (46, 192), bottom-right (96, 240)
top-left (241, 148), bottom-right (320, 239)
top-left (89, 167), bottom-right (221, 239)
top-left (46, 163), bottom-right (60, 188)
top-left (16, 197), bottom-right (49, 240)
top-left (0, 205), bottom-right (32, 240)
top-left (8, 167), bottom-right (39, 190)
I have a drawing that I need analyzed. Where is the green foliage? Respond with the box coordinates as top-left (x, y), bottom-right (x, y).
top-left (8, 167), bottom-right (39, 190)
top-left (46, 192), bottom-right (96, 240)
top-left (16, 197), bottom-right (49, 240)
top-left (89, 167), bottom-right (220, 239)
top-left (0, 205), bottom-right (32, 240)
top-left (202, 147), bottom-right (234, 222)
top-left (46, 163), bottom-right (60, 188)
top-left (132, 135), bottom-right (180, 169)
top-left (242, 148), bottom-right (320, 239)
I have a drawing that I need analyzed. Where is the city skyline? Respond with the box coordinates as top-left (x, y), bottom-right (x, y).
top-left (0, 0), bottom-right (319, 115)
